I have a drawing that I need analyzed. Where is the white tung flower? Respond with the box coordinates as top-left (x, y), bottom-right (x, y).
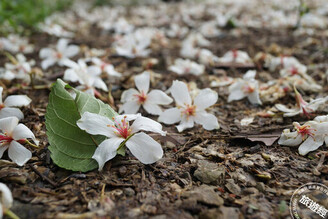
top-left (39, 38), bottom-right (79, 70)
top-left (0, 183), bottom-right (13, 218)
top-left (278, 117), bottom-right (328, 155)
top-left (2, 34), bottom-right (34, 54)
top-left (120, 71), bottom-right (172, 115)
top-left (2, 54), bottom-right (34, 82)
top-left (219, 50), bottom-right (252, 64)
top-left (0, 87), bottom-right (31, 120)
top-left (228, 70), bottom-right (262, 105)
top-left (275, 86), bottom-right (328, 117)
top-left (77, 112), bottom-right (165, 170)
top-left (0, 117), bottom-right (38, 166)
top-left (158, 80), bottom-right (220, 132)
top-left (169, 58), bottom-right (205, 76)
top-left (63, 59), bottom-right (108, 96)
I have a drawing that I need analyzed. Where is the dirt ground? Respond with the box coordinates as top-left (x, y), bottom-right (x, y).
top-left (1, 4), bottom-right (328, 219)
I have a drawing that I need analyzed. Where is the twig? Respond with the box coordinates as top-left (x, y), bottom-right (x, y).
top-left (29, 164), bottom-right (57, 187)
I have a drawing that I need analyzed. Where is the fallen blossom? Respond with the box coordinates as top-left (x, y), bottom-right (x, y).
top-left (63, 59), bottom-right (108, 96)
top-left (210, 75), bottom-right (234, 87)
top-left (169, 58), bottom-right (205, 76)
top-left (1, 54), bottom-right (34, 82)
top-left (228, 70), bottom-right (262, 105)
top-left (114, 34), bottom-right (151, 58)
top-left (77, 112), bottom-right (165, 170)
top-left (0, 117), bottom-right (38, 166)
top-left (39, 38), bottom-right (79, 70)
top-left (1, 34), bottom-right (34, 54)
top-left (278, 117), bottom-right (328, 155)
top-left (0, 87), bottom-right (31, 120)
top-left (158, 80), bottom-right (220, 132)
top-left (166, 23), bottom-right (189, 38)
top-left (275, 86), bottom-right (328, 117)
top-left (120, 71), bottom-right (172, 115)
top-left (218, 50), bottom-right (252, 64)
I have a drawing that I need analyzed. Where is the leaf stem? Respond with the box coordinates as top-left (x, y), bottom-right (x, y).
top-left (25, 139), bottom-right (39, 148)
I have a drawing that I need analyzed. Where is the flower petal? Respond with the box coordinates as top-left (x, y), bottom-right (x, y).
top-left (0, 108), bottom-right (24, 120)
top-left (41, 58), bottom-right (56, 70)
top-left (56, 38), bottom-right (69, 52)
top-left (93, 78), bottom-right (108, 92)
top-left (194, 111), bottom-right (220, 130)
top-left (0, 87), bottom-right (3, 104)
top-left (0, 182), bottom-right (13, 209)
top-left (0, 117), bottom-right (19, 134)
top-left (135, 71), bottom-right (150, 94)
top-left (64, 45), bottom-right (80, 58)
top-left (142, 102), bottom-right (163, 115)
top-left (131, 116), bottom-right (166, 136)
top-left (158, 108), bottom-right (181, 124)
top-left (120, 88), bottom-right (139, 102)
top-left (126, 132), bottom-right (163, 164)
top-left (247, 91), bottom-right (262, 105)
top-left (228, 81), bottom-right (246, 102)
top-left (278, 130), bottom-right (302, 146)
top-left (92, 138), bottom-right (123, 171)
top-left (176, 116), bottom-right (194, 132)
top-left (194, 88), bottom-right (218, 110)
top-left (275, 104), bottom-right (298, 113)
top-left (147, 90), bottom-right (173, 105)
top-left (8, 141), bottom-right (32, 166)
top-left (170, 80), bottom-right (191, 106)
top-left (298, 136), bottom-right (324, 155)
top-left (119, 100), bottom-right (140, 114)
top-left (63, 69), bottom-right (80, 83)
top-left (39, 48), bottom-right (54, 59)
top-left (77, 112), bottom-right (115, 138)
top-left (4, 95), bottom-right (31, 107)
top-left (12, 124), bottom-right (36, 143)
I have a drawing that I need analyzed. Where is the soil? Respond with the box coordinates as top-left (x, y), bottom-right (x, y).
top-left (1, 4), bottom-right (328, 219)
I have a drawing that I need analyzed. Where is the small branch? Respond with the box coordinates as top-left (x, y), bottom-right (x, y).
top-left (29, 164), bottom-right (57, 187)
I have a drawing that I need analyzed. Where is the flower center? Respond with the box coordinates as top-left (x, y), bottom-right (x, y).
top-left (110, 116), bottom-right (131, 139)
top-left (183, 104), bottom-right (196, 117)
top-left (294, 123), bottom-right (316, 140)
top-left (134, 91), bottom-right (147, 104)
top-left (56, 52), bottom-right (63, 59)
top-left (0, 104), bottom-right (4, 110)
top-left (242, 84), bottom-right (255, 94)
top-left (290, 67), bottom-right (298, 75)
top-left (184, 67), bottom-right (191, 73)
top-left (232, 49), bottom-right (238, 59)
top-left (0, 134), bottom-right (13, 145)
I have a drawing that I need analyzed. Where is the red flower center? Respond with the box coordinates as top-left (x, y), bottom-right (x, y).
top-left (56, 52), bottom-right (63, 59)
top-left (0, 134), bottom-right (13, 144)
top-left (290, 67), bottom-right (298, 75)
top-left (295, 124), bottom-right (316, 140)
top-left (134, 91), bottom-right (147, 104)
top-left (109, 116), bottom-right (131, 139)
top-left (183, 104), bottom-right (196, 117)
top-left (242, 84), bottom-right (255, 94)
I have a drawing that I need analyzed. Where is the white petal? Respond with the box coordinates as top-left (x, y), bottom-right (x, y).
top-left (119, 101), bottom-right (140, 114)
top-left (228, 81), bottom-right (246, 102)
top-left (170, 80), bottom-right (191, 106)
top-left (63, 69), bottom-right (80, 83)
top-left (243, 70), bottom-right (256, 80)
top-left (77, 112), bottom-right (115, 138)
top-left (120, 88), bottom-right (139, 102)
top-left (158, 108), bottom-right (181, 124)
top-left (147, 90), bottom-right (173, 105)
top-left (88, 66), bottom-right (102, 76)
top-left (0, 108), bottom-right (24, 120)
top-left (12, 124), bottom-right (36, 143)
top-left (143, 102), bottom-right (163, 115)
top-left (93, 78), bottom-right (108, 92)
top-left (0, 182), bottom-right (13, 209)
top-left (56, 38), bottom-right (69, 52)
top-left (92, 138), bottom-right (123, 171)
top-left (131, 116), bottom-right (166, 136)
top-left (39, 48), bottom-right (54, 59)
top-left (135, 71), bottom-right (150, 93)
top-left (41, 58), bottom-right (56, 70)
top-left (0, 145), bottom-right (9, 159)
top-left (0, 87), bottom-right (3, 104)
top-left (176, 116), bottom-right (194, 132)
top-left (278, 130), bottom-right (302, 146)
top-left (247, 91), bottom-right (262, 105)
top-left (0, 117), bottom-right (18, 134)
top-left (4, 95), bottom-right (31, 107)
top-left (64, 45), bottom-right (80, 58)
top-left (8, 141), bottom-right (32, 166)
top-left (298, 136), bottom-right (324, 155)
top-left (275, 104), bottom-right (298, 113)
top-left (126, 132), bottom-right (163, 164)
top-left (194, 88), bottom-right (218, 110)
top-left (194, 111), bottom-right (220, 130)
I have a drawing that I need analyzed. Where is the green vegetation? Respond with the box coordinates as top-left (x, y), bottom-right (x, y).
top-left (0, 0), bottom-right (72, 34)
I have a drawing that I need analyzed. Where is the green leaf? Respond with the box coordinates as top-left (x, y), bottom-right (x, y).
top-left (45, 79), bottom-right (117, 172)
